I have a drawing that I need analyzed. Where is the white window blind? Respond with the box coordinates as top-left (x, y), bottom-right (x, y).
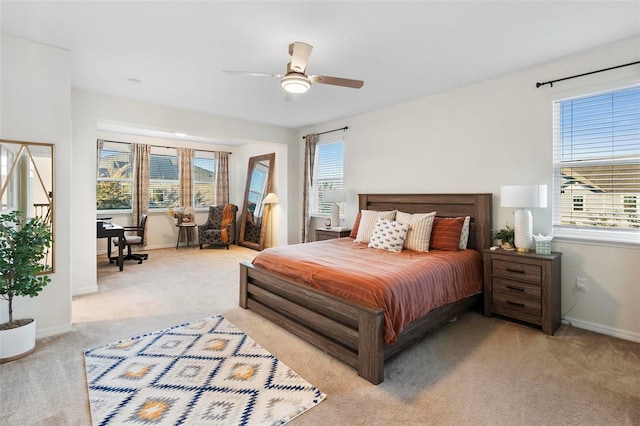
top-left (97, 141), bottom-right (132, 210)
top-left (193, 155), bottom-right (216, 208)
top-left (149, 152), bottom-right (179, 208)
top-left (552, 84), bottom-right (640, 243)
top-left (312, 140), bottom-right (344, 215)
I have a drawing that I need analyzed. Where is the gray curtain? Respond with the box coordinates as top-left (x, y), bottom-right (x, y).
top-left (178, 148), bottom-right (194, 208)
top-left (215, 151), bottom-right (229, 205)
top-left (132, 143), bottom-right (150, 243)
top-left (302, 134), bottom-right (318, 242)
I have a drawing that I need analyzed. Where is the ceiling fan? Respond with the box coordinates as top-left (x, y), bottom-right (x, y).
top-left (224, 41), bottom-right (364, 96)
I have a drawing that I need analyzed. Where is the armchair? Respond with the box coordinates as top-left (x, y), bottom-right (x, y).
top-left (198, 204), bottom-right (237, 249)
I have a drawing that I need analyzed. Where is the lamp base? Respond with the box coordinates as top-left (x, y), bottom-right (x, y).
top-left (514, 208), bottom-right (534, 251)
top-left (331, 203), bottom-right (340, 229)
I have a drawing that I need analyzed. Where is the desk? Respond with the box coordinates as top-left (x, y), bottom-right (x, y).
top-left (176, 222), bottom-right (197, 249)
top-left (97, 221), bottom-right (125, 271)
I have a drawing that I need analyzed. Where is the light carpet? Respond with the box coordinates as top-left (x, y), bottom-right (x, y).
top-left (83, 315), bottom-right (326, 425)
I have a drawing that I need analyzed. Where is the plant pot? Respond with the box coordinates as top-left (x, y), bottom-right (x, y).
top-left (0, 318), bottom-right (36, 363)
top-left (500, 241), bottom-right (515, 251)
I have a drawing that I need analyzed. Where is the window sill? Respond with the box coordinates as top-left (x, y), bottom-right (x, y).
top-left (552, 228), bottom-right (640, 250)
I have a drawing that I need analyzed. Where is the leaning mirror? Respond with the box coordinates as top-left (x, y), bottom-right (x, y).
top-left (239, 153), bottom-right (275, 251)
top-left (0, 140), bottom-right (54, 273)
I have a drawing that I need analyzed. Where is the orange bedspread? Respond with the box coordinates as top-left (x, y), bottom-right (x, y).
top-left (252, 238), bottom-right (483, 344)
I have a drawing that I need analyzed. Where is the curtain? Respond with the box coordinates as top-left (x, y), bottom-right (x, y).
top-left (132, 143), bottom-right (150, 243)
top-left (178, 148), bottom-right (193, 208)
top-left (215, 151), bottom-right (229, 205)
top-left (302, 134), bottom-right (318, 242)
top-left (96, 139), bottom-right (104, 178)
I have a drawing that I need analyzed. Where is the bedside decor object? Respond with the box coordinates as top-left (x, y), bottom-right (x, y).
top-left (500, 185), bottom-right (547, 252)
top-left (492, 225), bottom-right (515, 251)
top-left (324, 189), bottom-right (346, 231)
top-left (533, 234), bottom-right (553, 255)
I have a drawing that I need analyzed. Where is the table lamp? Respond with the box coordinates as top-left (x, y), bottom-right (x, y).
top-left (262, 192), bottom-right (279, 247)
top-left (500, 185), bottom-right (547, 252)
top-left (324, 189), bottom-right (346, 228)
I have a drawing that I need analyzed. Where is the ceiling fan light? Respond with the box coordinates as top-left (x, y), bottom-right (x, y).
top-left (281, 74), bottom-right (311, 94)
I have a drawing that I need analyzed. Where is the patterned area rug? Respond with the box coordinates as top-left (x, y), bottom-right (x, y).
top-left (84, 315), bottom-right (326, 425)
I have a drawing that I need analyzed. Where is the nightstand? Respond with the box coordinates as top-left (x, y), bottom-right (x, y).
top-left (315, 228), bottom-right (351, 241)
top-left (483, 248), bottom-right (562, 335)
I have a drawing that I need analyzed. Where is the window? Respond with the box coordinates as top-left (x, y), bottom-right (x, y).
top-left (149, 152), bottom-right (179, 209)
top-left (193, 154), bottom-right (216, 208)
top-left (553, 84), bottom-right (640, 243)
top-left (312, 140), bottom-right (344, 215)
top-left (96, 142), bottom-right (132, 210)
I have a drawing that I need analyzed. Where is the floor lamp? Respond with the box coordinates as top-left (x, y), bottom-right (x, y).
top-left (501, 185), bottom-right (547, 252)
top-left (324, 189), bottom-right (346, 228)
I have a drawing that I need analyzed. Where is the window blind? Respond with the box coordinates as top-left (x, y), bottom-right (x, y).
top-left (313, 141), bottom-right (344, 214)
top-left (553, 84), bottom-right (640, 239)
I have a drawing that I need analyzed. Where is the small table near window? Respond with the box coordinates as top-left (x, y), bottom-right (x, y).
top-left (176, 222), bottom-right (197, 249)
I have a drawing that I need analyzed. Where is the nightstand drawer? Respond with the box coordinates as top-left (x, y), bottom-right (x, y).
top-left (492, 287), bottom-right (542, 318)
top-left (492, 259), bottom-right (542, 283)
top-left (493, 277), bottom-right (541, 301)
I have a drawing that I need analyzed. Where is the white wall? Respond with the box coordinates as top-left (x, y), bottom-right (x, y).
top-left (0, 34), bottom-right (73, 337)
top-left (298, 36), bottom-right (640, 341)
top-left (72, 90), bottom-right (297, 295)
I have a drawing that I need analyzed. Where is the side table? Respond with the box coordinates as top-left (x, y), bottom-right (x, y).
top-left (176, 222), bottom-right (197, 249)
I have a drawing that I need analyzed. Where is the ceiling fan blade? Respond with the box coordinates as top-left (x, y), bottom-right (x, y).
top-left (223, 70), bottom-right (282, 78)
top-left (289, 41), bottom-right (313, 73)
top-left (309, 75), bottom-right (364, 89)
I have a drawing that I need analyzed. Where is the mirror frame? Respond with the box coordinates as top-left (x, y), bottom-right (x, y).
top-left (0, 139), bottom-right (55, 274)
top-left (238, 153), bottom-right (275, 251)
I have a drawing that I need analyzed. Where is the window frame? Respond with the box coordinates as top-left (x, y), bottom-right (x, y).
top-left (551, 81), bottom-right (640, 246)
top-left (96, 141), bottom-right (133, 212)
top-left (310, 139), bottom-right (344, 217)
top-left (192, 152), bottom-right (216, 210)
top-left (148, 148), bottom-right (180, 210)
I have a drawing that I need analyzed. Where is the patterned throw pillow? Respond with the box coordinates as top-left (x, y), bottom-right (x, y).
top-left (430, 217), bottom-right (465, 251)
top-left (459, 216), bottom-right (471, 249)
top-left (396, 211), bottom-right (436, 252)
top-left (368, 218), bottom-right (410, 253)
top-left (355, 210), bottom-right (397, 244)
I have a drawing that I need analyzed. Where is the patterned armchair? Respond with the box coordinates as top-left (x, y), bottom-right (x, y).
top-left (198, 204), bottom-right (237, 249)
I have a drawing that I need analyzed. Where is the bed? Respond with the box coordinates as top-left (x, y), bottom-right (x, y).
top-left (239, 193), bottom-right (492, 384)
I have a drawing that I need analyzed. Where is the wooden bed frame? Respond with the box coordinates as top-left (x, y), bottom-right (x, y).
top-left (239, 193), bottom-right (492, 384)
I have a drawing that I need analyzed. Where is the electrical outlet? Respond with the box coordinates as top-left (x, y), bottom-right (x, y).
top-left (576, 277), bottom-right (587, 292)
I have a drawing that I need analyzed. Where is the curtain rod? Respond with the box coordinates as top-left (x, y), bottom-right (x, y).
top-left (302, 126), bottom-right (348, 139)
top-left (536, 60), bottom-right (640, 88)
top-left (105, 139), bottom-right (231, 155)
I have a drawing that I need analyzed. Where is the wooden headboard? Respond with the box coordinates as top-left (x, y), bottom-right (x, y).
top-left (358, 193), bottom-right (493, 251)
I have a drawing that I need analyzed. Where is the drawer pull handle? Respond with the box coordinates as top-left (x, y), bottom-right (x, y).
top-left (506, 285), bottom-right (525, 292)
top-left (506, 268), bottom-right (525, 274)
top-left (507, 300), bottom-right (525, 307)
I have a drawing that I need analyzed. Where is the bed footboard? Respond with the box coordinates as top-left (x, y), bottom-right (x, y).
top-left (240, 261), bottom-right (386, 384)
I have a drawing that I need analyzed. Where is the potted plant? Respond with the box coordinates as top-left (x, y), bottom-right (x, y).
top-left (0, 210), bottom-right (52, 363)
top-left (493, 224), bottom-right (515, 250)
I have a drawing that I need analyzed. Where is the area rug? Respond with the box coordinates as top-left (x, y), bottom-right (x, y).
top-left (83, 315), bottom-right (326, 425)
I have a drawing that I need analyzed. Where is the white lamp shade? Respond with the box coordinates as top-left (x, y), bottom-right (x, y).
top-left (501, 185), bottom-right (547, 208)
top-left (262, 192), bottom-right (279, 204)
top-left (324, 189), bottom-right (346, 203)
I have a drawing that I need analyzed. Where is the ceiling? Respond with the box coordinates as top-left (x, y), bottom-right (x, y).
top-left (2, 1), bottom-right (639, 130)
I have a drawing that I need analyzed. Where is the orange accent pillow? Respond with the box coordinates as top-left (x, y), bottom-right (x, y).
top-left (430, 217), bottom-right (465, 251)
top-left (349, 212), bottom-right (362, 238)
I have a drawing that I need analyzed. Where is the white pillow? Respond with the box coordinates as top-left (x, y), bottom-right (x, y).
top-left (355, 210), bottom-right (397, 244)
top-left (367, 218), bottom-right (409, 253)
top-left (459, 216), bottom-right (471, 249)
top-left (395, 211), bottom-right (436, 252)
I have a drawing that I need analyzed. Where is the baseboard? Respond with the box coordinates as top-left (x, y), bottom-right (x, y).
top-left (37, 323), bottom-right (73, 339)
top-left (73, 284), bottom-right (98, 296)
top-left (564, 316), bottom-right (640, 343)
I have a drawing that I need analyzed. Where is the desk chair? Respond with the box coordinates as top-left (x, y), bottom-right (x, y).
top-left (111, 214), bottom-right (149, 264)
